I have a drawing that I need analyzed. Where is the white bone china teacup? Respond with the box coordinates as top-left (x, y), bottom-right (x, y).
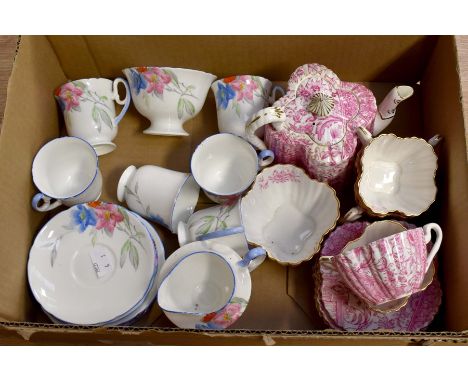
top-left (191, 133), bottom-right (274, 204)
top-left (31, 137), bottom-right (102, 212)
top-left (55, 78), bottom-right (131, 156)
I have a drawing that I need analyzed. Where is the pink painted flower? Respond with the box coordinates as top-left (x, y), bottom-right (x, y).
top-left (230, 75), bottom-right (258, 102)
top-left (57, 82), bottom-right (83, 111)
top-left (94, 203), bottom-right (124, 234)
top-left (211, 303), bottom-right (243, 328)
top-left (142, 67), bottom-right (171, 95)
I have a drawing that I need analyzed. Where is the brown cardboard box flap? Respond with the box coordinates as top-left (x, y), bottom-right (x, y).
top-left (0, 35), bottom-right (467, 344)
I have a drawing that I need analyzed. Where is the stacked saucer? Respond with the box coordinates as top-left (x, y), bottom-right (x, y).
top-left (28, 202), bottom-right (164, 326)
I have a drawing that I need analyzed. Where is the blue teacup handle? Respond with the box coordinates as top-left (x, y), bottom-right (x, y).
top-left (268, 85), bottom-right (285, 105)
top-left (113, 78), bottom-right (131, 125)
top-left (237, 247), bottom-right (267, 272)
top-left (196, 225), bottom-right (245, 241)
top-left (32, 193), bottom-right (62, 212)
top-left (258, 149), bottom-right (274, 168)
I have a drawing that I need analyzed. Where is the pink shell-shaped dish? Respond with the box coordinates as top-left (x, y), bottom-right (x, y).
top-left (316, 221), bottom-right (442, 331)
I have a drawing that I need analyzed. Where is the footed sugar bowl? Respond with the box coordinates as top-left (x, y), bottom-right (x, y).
top-left (245, 63), bottom-right (414, 188)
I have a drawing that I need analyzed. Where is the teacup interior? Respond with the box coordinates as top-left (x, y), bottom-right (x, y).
top-left (158, 252), bottom-right (235, 314)
top-left (191, 134), bottom-right (257, 195)
top-left (360, 136), bottom-right (437, 215)
top-left (32, 138), bottom-right (97, 198)
top-left (262, 204), bottom-right (316, 260)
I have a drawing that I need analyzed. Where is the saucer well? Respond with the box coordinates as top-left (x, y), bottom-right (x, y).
top-left (28, 202), bottom-right (157, 325)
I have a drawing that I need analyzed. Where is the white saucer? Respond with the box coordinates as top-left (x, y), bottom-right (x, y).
top-left (28, 202), bottom-right (157, 325)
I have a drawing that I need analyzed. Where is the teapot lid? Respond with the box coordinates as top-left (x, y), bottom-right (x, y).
top-left (275, 64), bottom-right (377, 148)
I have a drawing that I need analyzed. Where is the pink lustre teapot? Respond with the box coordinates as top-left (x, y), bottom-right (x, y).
top-left (245, 63), bottom-right (414, 188)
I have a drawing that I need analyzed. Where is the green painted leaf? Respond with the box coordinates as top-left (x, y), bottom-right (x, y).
top-left (230, 297), bottom-right (248, 305)
top-left (164, 69), bottom-right (179, 86)
top-left (120, 240), bottom-right (131, 268)
top-left (51, 245), bottom-right (58, 267)
top-left (98, 107), bottom-right (113, 130)
top-left (74, 81), bottom-right (87, 90)
top-left (118, 206), bottom-right (131, 230)
top-left (92, 105), bottom-right (101, 133)
top-left (128, 242), bottom-right (139, 270)
top-left (100, 96), bottom-right (108, 101)
top-left (219, 221), bottom-right (227, 230)
top-left (235, 103), bottom-right (241, 117)
top-left (124, 185), bottom-right (136, 197)
top-left (177, 98), bottom-right (184, 119)
top-left (184, 99), bottom-right (196, 116)
top-left (91, 233), bottom-right (97, 247)
top-left (195, 216), bottom-right (216, 236)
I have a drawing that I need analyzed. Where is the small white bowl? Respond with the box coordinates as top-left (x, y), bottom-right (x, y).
top-left (241, 164), bottom-right (340, 265)
top-left (357, 134), bottom-right (437, 217)
top-left (123, 67), bottom-right (216, 136)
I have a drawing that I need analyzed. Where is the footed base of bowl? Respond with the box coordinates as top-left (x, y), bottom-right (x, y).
top-left (91, 141), bottom-right (116, 156)
top-left (143, 125), bottom-right (189, 137)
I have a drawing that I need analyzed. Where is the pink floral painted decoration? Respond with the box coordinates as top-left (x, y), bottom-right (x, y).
top-left (320, 221), bottom-right (370, 258)
top-left (56, 82), bottom-right (83, 111)
top-left (334, 228), bottom-right (430, 307)
top-left (195, 297), bottom-right (248, 330)
top-left (230, 75), bottom-right (258, 102)
top-left (94, 203), bottom-right (125, 235)
top-left (317, 258), bottom-right (442, 332)
top-left (257, 167), bottom-right (302, 190)
top-left (264, 64), bottom-right (377, 189)
top-left (141, 67), bottom-right (172, 95)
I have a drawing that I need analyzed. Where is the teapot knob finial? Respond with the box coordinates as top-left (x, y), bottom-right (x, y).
top-left (308, 93), bottom-right (334, 117)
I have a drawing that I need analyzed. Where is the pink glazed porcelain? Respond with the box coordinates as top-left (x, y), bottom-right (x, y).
top-left (245, 63), bottom-right (414, 188)
top-left (334, 223), bottom-right (442, 308)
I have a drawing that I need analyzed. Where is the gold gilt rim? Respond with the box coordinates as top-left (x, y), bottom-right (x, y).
top-left (335, 220), bottom-right (436, 313)
top-left (240, 164), bottom-right (340, 267)
top-left (315, 256), bottom-right (437, 324)
top-left (367, 262), bottom-right (436, 313)
top-left (314, 257), bottom-right (341, 329)
top-left (355, 133), bottom-right (439, 218)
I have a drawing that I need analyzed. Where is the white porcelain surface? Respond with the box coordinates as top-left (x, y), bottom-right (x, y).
top-left (31, 137), bottom-right (102, 212)
top-left (212, 75), bottom-right (282, 137)
top-left (55, 78), bottom-right (130, 156)
top-left (117, 164), bottom-right (200, 233)
top-left (358, 134), bottom-right (437, 216)
top-left (241, 164), bottom-right (340, 265)
top-left (191, 133), bottom-right (264, 203)
top-left (157, 241), bottom-right (253, 329)
top-left (178, 201), bottom-right (249, 258)
top-left (123, 67), bottom-right (216, 136)
top-left (28, 203), bottom-right (156, 325)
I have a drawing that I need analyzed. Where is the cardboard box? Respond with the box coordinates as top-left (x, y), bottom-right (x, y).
top-left (0, 36), bottom-right (467, 345)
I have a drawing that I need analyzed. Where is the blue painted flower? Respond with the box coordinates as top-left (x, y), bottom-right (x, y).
top-left (216, 82), bottom-right (236, 109)
top-left (72, 205), bottom-right (97, 232)
top-left (130, 69), bottom-right (147, 95)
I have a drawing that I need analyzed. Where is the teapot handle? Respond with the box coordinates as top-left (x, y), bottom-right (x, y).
top-left (245, 106), bottom-right (286, 151)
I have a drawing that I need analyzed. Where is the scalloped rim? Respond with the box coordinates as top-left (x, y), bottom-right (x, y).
top-left (240, 164), bottom-right (340, 266)
top-left (356, 134), bottom-right (438, 218)
top-left (316, 255), bottom-right (441, 331)
top-left (336, 220), bottom-right (436, 313)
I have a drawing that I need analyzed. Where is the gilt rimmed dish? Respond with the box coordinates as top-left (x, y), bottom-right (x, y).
top-left (316, 221), bottom-right (442, 331)
top-left (28, 202), bottom-right (157, 325)
top-left (356, 134), bottom-right (438, 217)
top-left (240, 164), bottom-right (340, 265)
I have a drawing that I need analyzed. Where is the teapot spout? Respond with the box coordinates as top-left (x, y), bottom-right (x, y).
top-left (373, 85), bottom-right (414, 135)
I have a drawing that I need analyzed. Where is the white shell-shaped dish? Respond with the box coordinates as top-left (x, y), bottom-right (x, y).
top-left (241, 164), bottom-right (340, 265)
top-left (358, 134), bottom-right (438, 217)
